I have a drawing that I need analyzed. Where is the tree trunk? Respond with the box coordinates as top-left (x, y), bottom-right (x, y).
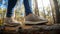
top-left (34, 0), bottom-right (39, 16)
top-left (53, 0), bottom-right (60, 23)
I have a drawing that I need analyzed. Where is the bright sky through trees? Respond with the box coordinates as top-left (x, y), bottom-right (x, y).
top-left (0, 0), bottom-right (8, 8)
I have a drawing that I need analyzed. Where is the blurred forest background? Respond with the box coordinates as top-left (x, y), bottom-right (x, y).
top-left (0, 0), bottom-right (60, 25)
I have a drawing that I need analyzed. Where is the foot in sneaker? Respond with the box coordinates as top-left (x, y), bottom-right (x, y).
top-left (25, 14), bottom-right (48, 24)
top-left (4, 17), bottom-right (23, 26)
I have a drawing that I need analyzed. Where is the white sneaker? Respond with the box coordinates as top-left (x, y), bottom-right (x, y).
top-left (25, 14), bottom-right (48, 24)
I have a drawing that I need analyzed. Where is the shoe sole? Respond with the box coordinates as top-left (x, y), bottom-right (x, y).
top-left (25, 21), bottom-right (48, 25)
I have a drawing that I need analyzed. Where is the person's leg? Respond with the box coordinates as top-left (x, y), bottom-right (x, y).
top-left (24, 0), bottom-right (48, 24)
top-left (5, 0), bottom-right (23, 26)
top-left (23, 0), bottom-right (32, 16)
top-left (6, 0), bottom-right (17, 17)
